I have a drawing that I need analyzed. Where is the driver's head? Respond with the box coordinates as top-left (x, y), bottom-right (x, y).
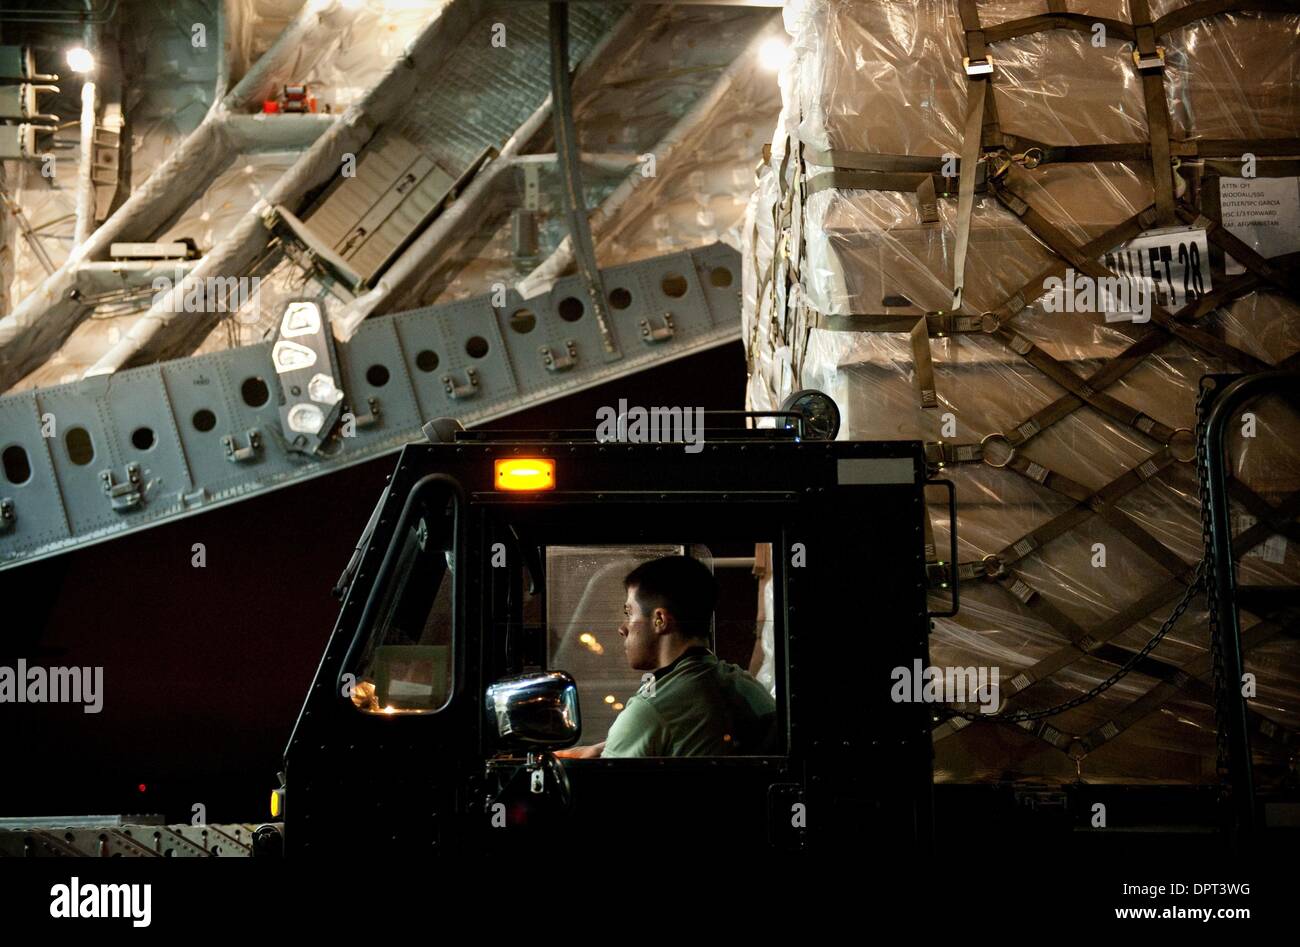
top-left (619, 556), bottom-right (717, 671)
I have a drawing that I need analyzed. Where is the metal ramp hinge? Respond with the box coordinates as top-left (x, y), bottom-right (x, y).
top-left (640, 312), bottom-right (675, 344)
top-left (100, 463), bottom-right (142, 511)
top-left (222, 430), bottom-right (262, 463)
top-left (540, 340), bottom-right (578, 373)
top-left (443, 368), bottom-right (479, 400)
top-left (0, 497), bottom-right (13, 532)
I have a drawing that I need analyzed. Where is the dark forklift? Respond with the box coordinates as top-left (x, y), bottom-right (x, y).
top-left (258, 392), bottom-right (956, 857)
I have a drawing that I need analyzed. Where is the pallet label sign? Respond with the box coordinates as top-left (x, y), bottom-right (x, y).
top-left (1100, 226), bottom-right (1212, 319)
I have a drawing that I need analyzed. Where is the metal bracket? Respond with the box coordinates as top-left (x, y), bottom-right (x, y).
top-left (443, 368), bottom-right (479, 400)
top-left (347, 396), bottom-right (382, 429)
top-left (522, 161), bottom-right (541, 212)
top-left (639, 313), bottom-right (675, 344)
top-left (925, 561), bottom-right (952, 587)
top-left (222, 430), bottom-right (263, 463)
top-left (100, 463), bottom-right (143, 511)
top-left (540, 341), bottom-right (578, 373)
top-left (0, 497), bottom-right (13, 532)
top-left (963, 56), bottom-right (993, 77)
top-left (1132, 46), bottom-right (1165, 74)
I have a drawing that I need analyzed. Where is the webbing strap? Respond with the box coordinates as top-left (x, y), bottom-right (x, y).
top-left (996, 574), bottom-right (1092, 652)
top-left (1178, 202), bottom-right (1300, 298)
top-left (1205, 158), bottom-right (1300, 177)
top-left (999, 510), bottom-right (1094, 571)
top-left (985, 208), bottom-right (1155, 330)
top-left (910, 316), bottom-right (938, 408)
top-left (807, 310), bottom-right (991, 334)
top-left (952, 78), bottom-right (987, 311)
top-left (1192, 138), bottom-right (1300, 158)
top-left (982, 13), bottom-right (1136, 44)
top-left (1131, 0), bottom-right (1177, 225)
top-left (802, 147), bottom-right (947, 173)
top-left (1095, 504), bottom-right (1191, 578)
top-left (1080, 616), bottom-right (1300, 754)
top-left (954, 0), bottom-right (992, 311)
top-left (804, 166), bottom-right (984, 194)
top-left (941, 491), bottom-right (1300, 749)
top-left (1153, 0), bottom-right (1300, 36)
top-left (803, 170), bottom-right (950, 223)
top-left (1007, 455), bottom-right (1094, 502)
top-left (988, 497), bottom-right (1300, 714)
top-left (989, 449), bottom-right (1173, 574)
top-left (940, 134), bottom-right (1300, 168)
top-left (974, 3), bottom-right (1296, 53)
top-left (991, 179), bottom-right (1271, 371)
top-left (788, 135), bottom-right (1300, 175)
top-left (938, 613), bottom-right (1297, 750)
top-left (992, 321), bottom-right (1177, 439)
top-left (1230, 480), bottom-right (1300, 545)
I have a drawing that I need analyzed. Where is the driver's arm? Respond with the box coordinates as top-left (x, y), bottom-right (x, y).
top-left (599, 696), bottom-right (665, 757)
top-left (554, 741), bottom-right (605, 759)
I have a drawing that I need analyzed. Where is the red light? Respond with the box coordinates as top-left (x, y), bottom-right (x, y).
top-left (137, 783), bottom-right (147, 793)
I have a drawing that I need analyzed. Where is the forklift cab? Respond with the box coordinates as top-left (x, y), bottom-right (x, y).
top-left (274, 395), bottom-right (948, 857)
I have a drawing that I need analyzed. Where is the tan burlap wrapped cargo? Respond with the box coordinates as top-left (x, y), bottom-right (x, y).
top-left (743, 0), bottom-right (1300, 784)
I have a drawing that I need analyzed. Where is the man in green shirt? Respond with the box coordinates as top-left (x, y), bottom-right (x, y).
top-left (560, 555), bottom-right (778, 758)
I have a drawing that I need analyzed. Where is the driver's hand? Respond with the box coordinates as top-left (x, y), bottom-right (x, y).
top-left (555, 741), bottom-right (605, 759)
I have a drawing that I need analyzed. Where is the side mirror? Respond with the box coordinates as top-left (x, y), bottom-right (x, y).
top-left (485, 671), bottom-right (581, 749)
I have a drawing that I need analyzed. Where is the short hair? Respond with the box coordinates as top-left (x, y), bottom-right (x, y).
top-left (624, 555), bottom-right (717, 639)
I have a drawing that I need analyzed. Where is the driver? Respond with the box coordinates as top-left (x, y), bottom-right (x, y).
top-left (558, 555), bottom-right (777, 758)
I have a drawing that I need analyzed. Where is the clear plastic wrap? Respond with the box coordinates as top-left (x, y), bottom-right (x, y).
top-left (744, 0), bottom-right (1300, 784)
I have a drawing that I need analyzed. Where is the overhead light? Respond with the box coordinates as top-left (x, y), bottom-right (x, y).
top-left (758, 38), bottom-right (791, 72)
top-left (66, 47), bottom-right (95, 74)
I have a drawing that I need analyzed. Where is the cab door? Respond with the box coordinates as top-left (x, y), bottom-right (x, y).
top-left (284, 472), bottom-right (484, 857)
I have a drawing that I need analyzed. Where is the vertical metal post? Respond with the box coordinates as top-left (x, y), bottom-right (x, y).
top-left (1202, 372), bottom-right (1300, 843)
top-left (548, 2), bottom-right (619, 359)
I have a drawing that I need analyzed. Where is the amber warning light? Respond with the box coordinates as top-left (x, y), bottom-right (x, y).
top-left (495, 458), bottom-right (556, 491)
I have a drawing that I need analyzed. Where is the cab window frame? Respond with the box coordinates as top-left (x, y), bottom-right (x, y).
top-left (479, 500), bottom-right (791, 762)
top-left (340, 474), bottom-right (466, 716)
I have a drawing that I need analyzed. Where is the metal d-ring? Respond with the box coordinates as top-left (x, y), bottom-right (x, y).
top-left (1017, 147), bottom-right (1044, 170)
top-left (981, 432), bottom-right (1016, 468)
top-left (1167, 427), bottom-right (1197, 463)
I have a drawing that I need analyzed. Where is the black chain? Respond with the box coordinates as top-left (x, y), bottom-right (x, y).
top-left (942, 559), bottom-right (1204, 724)
top-left (942, 381), bottom-right (1223, 746)
top-left (1195, 378), bottom-right (1233, 799)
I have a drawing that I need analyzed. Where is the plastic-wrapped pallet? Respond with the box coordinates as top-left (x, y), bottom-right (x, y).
top-left (743, 0), bottom-right (1300, 783)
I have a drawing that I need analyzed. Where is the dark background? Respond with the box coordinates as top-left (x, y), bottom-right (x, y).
top-left (0, 342), bottom-right (747, 823)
